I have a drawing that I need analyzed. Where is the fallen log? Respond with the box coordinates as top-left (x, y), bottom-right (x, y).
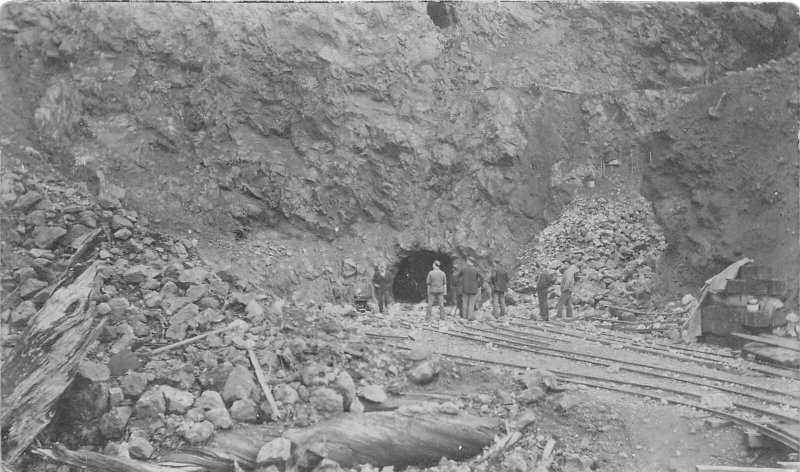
top-left (1, 262), bottom-right (104, 464)
top-left (163, 411), bottom-right (499, 470)
top-left (283, 411), bottom-right (499, 469)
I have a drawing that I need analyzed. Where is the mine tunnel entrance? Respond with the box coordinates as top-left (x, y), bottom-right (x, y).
top-left (393, 250), bottom-right (454, 304)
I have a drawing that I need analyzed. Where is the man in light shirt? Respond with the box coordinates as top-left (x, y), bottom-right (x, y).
top-left (426, 260), bottom-right (447, 322)
top-left (556, 264), bottom-right (579, 318)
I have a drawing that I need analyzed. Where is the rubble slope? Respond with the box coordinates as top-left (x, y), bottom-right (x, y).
top-left (640, 52), bottom-right (800, 308)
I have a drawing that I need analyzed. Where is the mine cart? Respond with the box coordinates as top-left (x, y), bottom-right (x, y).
top-left (699, 262), bottom-right (787, 339)
top-left (353, 278), bottom-right (373, 313)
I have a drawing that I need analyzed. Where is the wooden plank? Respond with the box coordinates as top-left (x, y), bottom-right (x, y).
top-left (601, 303), bottom-right (688, 317)
top-left (776, 463), bottom-right (800, 470)
top-left (742, 343), bottom-right (800, 369)
top-left (248, 348), bottom-right (281, 420)
top-left (732, 333), bottom-right (800, 353)
top-left (1, 262), bottom-right (103, 464)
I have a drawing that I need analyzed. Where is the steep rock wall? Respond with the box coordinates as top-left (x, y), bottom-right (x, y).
top-left (1, 2), bottom-right (797, 297)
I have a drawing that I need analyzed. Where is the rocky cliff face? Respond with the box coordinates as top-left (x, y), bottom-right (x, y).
top-left (1, 2), bottom-right (797, 298)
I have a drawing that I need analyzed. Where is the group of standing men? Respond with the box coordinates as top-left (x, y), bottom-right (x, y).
top-left (375, 257), bottom-right (580, 322)
top-left (426, 257), bottom-right (508, 322)
top-left (536, 263), bottom-right (579, 321)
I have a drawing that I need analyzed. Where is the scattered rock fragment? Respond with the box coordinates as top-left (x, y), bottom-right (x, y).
top-left (179, 420), bottom-right (215, 444)
top-left (134, 387), bottom-right (166, 418)
top-left (123, 265), bottom-right (160, 284)
top-left (222, 364), bottom-right (258, 403)
top-left (357, 384), bottom-right (387, 403)
top-left (19, 278), bottom-right (47, 299)
top-left (161, 385), bottom-right (195, 414)
top-left (98, 407), bottom-right (132, 439)
top-left (256, 437), bottom-right (292, 468)
top-left (113, 228), bottom-right (133, 240)
top-left (77, 360), bottom-right (111, 382)
top-left (406, 360), bottom-right (438, 385)
top-left (127, 436), bottom-right (154, 459)
top-left (273, 384), bottom-right (299, 405)
top-left (310, 387), bottom-right (345, 414)
top-left (195, 390), bottom-right (233, 429)
top-left (10, 300), bottom-right (36, 325)
top-left (229, 398), bottom-right (259, 422)
top-left (13, 191), bottom-right (43, 212)
top-left (333, 371), bottom-right (357, 411)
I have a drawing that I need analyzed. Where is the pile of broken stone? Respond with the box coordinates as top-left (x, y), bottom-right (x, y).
top-left (0, 157), bottom-right (424, 462)
top-left (2, 156), bottom-right (562, 472)
top-left (511, 195), bottom-right (669, 317)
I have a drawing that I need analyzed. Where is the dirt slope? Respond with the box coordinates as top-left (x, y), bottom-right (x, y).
top-left (640, 52), bottom-right (800, 307)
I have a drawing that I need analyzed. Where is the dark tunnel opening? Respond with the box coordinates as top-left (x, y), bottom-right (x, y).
top-left (392, 250), bottom-right (455, 304)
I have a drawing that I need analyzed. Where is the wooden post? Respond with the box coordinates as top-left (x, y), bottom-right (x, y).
top-left (248, 348), bottom-right (281, 420)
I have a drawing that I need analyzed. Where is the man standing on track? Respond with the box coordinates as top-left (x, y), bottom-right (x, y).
top-left (556, 263), bottom-right (579, 318)
top-left (536, 269), bottom-right (553, 321)
top-left (426, 260), bottom-right (447, 322)
top-left (456, 258), bottom-right (483, 321)
top-left (489, 257), bottom-right (509, 318)
top-left (372, 262), bottom-right (393, 314)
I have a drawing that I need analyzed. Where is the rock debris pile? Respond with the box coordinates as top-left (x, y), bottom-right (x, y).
top-left (0, 156), bottom-right (412, 461)
top-left (2, 156), bottom-right (557, 471)
top-left (511, 196), bottom-right (667, 313)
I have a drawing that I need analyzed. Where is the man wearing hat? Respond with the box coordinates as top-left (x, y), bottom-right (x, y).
top-left (455, 258), bottom-right (483, 321)
top-left (536, 268), bottom-right (554, 321)
top-left (556, 263), bottom-right (580, 318)
top-left (426, 260), bottom-right (447, 322)
top-left (489, 257), bottom-right (509, 318)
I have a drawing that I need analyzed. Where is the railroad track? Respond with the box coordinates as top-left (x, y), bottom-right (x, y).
top-left (535, 318), bottom-right (800, 380)
top-left (443, 323), bottom-right (799, 406)
top-left (506, 318), bottom-right (800, 381)
top-left (410, 348), bottom-right (800, 452)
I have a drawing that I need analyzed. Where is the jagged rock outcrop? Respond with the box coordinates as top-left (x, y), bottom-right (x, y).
top-left (1, 2), bottom-right (798, 298)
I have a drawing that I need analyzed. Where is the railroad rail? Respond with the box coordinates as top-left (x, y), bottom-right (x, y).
top-left (425, 349), bottom-right (800, 452)
top-left (443, 324), bottom-right (799, 403)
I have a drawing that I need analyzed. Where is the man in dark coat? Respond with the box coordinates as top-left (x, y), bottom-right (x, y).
top-left (451, 260), bottom-right (463, 318)
top-left (372, 262), bottom-right (393, 314)
top-left (455, 258), bottom-right (483, 321)
top-left (536, 269), bottom-right (553, 321)
top-left (489, 257), bottom-right (509, 318)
